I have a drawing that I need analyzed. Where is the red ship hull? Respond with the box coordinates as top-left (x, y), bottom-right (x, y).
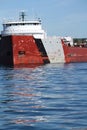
top-left (0, 35), bottom-right (87, 67)
top-left (0, 35), bottom-right (50, 67)
top-left (62, 41), bottom-right (87, 63)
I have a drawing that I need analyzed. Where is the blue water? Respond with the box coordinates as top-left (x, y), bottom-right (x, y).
top-left (0, 63), bottom-right (87, 130)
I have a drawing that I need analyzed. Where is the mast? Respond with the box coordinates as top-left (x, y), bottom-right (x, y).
top-left (19, 11), bottom-right (26, 21)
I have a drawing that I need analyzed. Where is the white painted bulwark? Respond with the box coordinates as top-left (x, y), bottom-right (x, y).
top-left (42, 37), bottom-right (65, 63)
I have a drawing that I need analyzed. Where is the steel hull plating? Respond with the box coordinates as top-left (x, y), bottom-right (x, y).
top-left (0, 35), bottom-right (87, 67)
top-left (62, 41), bottom-right (87, 63)
top-left (0, 35), bottom-right (50, 67)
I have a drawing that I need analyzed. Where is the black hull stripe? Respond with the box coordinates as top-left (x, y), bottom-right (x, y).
top-left (34, 39), bottom-right (50, 64)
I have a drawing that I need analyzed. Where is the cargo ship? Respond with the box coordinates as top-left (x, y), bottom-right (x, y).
top-left (0, 12), bottom-right (87, 67)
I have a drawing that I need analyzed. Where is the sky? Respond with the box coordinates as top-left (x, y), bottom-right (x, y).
top-left (0, 0), bottom-right (87, 38)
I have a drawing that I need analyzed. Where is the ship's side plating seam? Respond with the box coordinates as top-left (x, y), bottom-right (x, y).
top-left (42, 37), bottom-right (65, 63)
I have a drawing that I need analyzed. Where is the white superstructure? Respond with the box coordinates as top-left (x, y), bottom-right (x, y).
top-left (1, 12), bottom-right (46, 39)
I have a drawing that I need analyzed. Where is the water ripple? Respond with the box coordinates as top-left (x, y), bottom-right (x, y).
top-left (0, 63), bottom-right (87, 130)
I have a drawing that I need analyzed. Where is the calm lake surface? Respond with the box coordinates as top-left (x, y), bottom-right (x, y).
top-left (0, 63), bottom-right (87, 130)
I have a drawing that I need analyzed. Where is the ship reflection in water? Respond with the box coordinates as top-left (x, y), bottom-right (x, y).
top-left (0, 64), bottom-right (49, 128)
top-left (11, 90), bottom-right (47, 126)
top-left (0, 63), bottom-right (44, 69)
top-left (0, 63), bottom-right (87, 129)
